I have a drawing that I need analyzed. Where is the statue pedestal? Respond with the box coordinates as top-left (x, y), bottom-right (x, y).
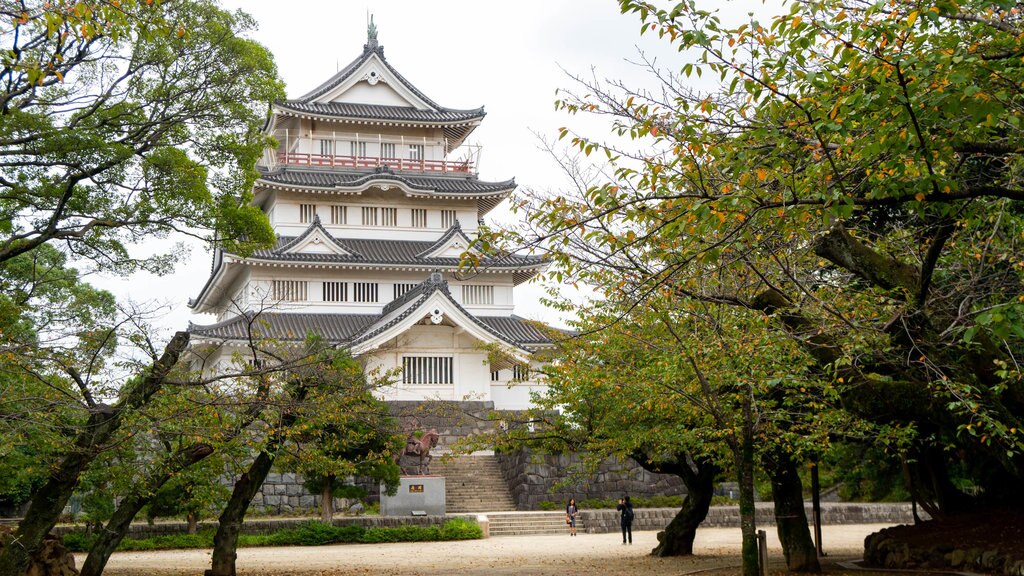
top-left (380, 476), bottom-right (446, 516)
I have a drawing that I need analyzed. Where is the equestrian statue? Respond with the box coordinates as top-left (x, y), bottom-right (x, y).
top-left (397, 429), bottom-right (440, 475)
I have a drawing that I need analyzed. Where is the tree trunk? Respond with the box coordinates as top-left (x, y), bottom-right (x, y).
top-left (206, 451), bottom-right (274, 576)
top-left (0, 332), bottom-right (189, 576)
top-left (188, 513), bottom-right (199, 535)
top-left (207, 384), bottom-right (307, 576)
top-left (650, 458), bottom-right (718, 557)
top-left (738, 394), bottom-right (759, 576)
top-left (768, 452), bottom-right (820, 572)
top-left (320, 475), bottom-right (335, 523)
top-left (80, 442), bottom-right (214, 576)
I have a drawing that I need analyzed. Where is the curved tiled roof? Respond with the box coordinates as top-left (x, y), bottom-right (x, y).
top-left (276, 101), bottom-right (484, 124)
top-left (190, 312), bottom-right (378, 342)
top-left (255, 234), bottom-right (543, 269)
top-left (256, 167), bottom-right (514, 195)
top-left (189, 277), bottom-right (554, 350)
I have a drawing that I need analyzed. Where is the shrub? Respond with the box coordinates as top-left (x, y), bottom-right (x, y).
top-left (60, 518), bottom-right (480, 553)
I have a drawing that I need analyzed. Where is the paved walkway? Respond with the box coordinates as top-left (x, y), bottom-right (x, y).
top-left (87, 524), bottom-right (892, 575)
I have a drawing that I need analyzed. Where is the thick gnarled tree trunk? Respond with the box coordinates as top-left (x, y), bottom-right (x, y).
top-left (632, 452), bottom-right (719, 557)
top-left (0, 332), bottom-right (190, 576)
top-left (206, 452), bottom-right (275, 576)
top-left (80, 442), bottom-right (213, 576)
top-left (767, 452), bottom-right (820, 572)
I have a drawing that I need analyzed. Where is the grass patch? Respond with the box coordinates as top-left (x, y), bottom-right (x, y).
top-left (61, 518), bottom-right (481, 552)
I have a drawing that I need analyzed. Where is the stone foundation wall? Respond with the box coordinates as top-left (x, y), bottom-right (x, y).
top-left (496, 446), bottom-right (685, 510)
top-left (580, 502), bottom-right (922, 534)
top-left (388, 401), bottom-right (502, 449)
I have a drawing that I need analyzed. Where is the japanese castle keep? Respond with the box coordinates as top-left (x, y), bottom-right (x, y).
top-left (187, 25), bottom-right (552, 410)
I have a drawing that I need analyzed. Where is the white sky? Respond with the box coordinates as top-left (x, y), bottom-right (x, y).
top-left (93, 0), bottom-right (777, 335)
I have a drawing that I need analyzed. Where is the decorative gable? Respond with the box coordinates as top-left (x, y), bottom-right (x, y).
top-left (274, 216), bottom-right (359, 257)
top-left (313, 52), bottom-right (431, 110)
top-left (416, 224), bottom-right (478, 259)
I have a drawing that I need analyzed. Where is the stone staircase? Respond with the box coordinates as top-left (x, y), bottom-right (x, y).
top-left (485, 511), bottom-right (584, 537)
top-left (430, 454), bottom-right (515, 513)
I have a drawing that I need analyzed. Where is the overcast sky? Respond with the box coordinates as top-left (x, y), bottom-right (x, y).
top-left (93, 0), bottom-right (777, 335)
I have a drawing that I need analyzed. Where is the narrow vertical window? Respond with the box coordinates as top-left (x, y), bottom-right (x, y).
top-left (411, 208), bottom-right (427, 228)
top-left (408, 144), bottom-right (424, 161)
top-left (513, 364), bottom-right (530, 381)
top-left (402, 356), bottom-right (453, 384)
top-left (299, 204), bottom-right (316, 224)
top-left (350, 141), bottom-right (367, 158)
top-left (322, 282), bottom-right (348, 302)
top-left (381, 207), bottom-right (398, 227)
top-left (380, 142), bottom-right (396, 159)
top-left (330, 205), bottom-right (347, 225)
top-left (462, 285), bottom-right (494, 305)
top-left (353, 282), bottom-right (379, 303)
top-left (440, 209), bottom-right (456, 228)
top-left (319, 139), bottom-right (333, 156)
top-left (361, 207), bottom-right (378, 226)
top-left (393, 283), bottom-right (417, 300)
top-left (272, 280), bottom-right (307, 302)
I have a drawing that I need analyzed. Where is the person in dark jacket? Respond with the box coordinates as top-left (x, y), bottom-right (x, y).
top-left (616, 495), bottom-right (634, 544)
top-left (565, 497), bottom-right (579, 536)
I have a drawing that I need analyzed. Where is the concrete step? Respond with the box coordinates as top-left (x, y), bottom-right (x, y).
top-left (484, 512), bottom-right (586, 536)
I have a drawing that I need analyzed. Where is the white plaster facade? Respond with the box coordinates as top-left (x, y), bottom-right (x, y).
top-left (189, 30), bottom-right (551, 409)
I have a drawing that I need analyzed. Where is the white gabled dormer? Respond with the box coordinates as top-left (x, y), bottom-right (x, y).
top-left (275, 216), bottom-right (359, 257)
top-left (416, 222), bottom-right (476, 259)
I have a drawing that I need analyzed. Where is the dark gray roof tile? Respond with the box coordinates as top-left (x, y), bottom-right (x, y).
top-left (257, 166), bottom-right (514, 195)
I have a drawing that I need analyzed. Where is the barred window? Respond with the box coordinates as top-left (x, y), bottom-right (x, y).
top-left (299, 204), bottom-right (316, 224)
top-left (441, 209), bottom-right (456, 228)
top-left (411, 208), bottom-right (427, 228)
top-left (319, 139), bottom-right (334, 156)
top-left (513, 364), bottom-right (530, 381)
top-left (322, 281), bottom-right (347, 302)
top-left (330, 205), bottom-right (347, 225)
top-left (393, 283), bottom-right (417, 300)
top-left (403, 356), bottom-right (453, 385)
top-left (408, 144), bottom-right (424, 161)
top-left (350, 141), bottom-right (366, 157)
top-left (490, 370), bottom-right (500, 382)
top-left (462, 285), bottom-right (494, 305)
top-left (381, 207), bottom-right (398, 227)
top-left (361, 207), bottom-right (378, 226)
top-left (381, 142), bottom-right (396, 158)
top-left (273, 280), bottom-right (307, 302)
top-left (353, 282), bottom-right (378, 303)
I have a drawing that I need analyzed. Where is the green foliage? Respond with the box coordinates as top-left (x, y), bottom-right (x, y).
top-left (60, 519), bottom-right (481, 552)
top-left (480, 0), bottom-right (1024, 516)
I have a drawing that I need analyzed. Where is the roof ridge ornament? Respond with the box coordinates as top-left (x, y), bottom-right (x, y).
top-left (364, 14), bottom-right (381, 54)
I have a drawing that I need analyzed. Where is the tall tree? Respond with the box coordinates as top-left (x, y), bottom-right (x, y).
top-left (0, 1), bottom-right (284, 573)
top-left (483, 0), bottom-right (1024, 523)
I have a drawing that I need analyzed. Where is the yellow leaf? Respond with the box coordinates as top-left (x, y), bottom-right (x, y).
top-left (914, 192), bottom-right (925, 201)
top-left (757, 168), bottom-right (767, 181)
top-left (907, 10), bottom-right (919, 26)
top-left (791, 15), bottom-right (802, 29)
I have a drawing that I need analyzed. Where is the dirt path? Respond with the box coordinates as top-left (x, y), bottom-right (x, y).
top-left (84, 524), bottom-right (890, 576)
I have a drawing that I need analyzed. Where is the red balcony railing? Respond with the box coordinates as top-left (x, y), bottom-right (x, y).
top-left (277, 152), bottom-right (473, 173)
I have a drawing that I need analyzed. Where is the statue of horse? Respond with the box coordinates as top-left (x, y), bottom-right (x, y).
top-left (398, 429), bottom-right (440, 475)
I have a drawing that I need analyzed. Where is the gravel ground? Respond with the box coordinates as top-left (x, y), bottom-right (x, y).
top-left (85, 524), bottom-right (891, 576)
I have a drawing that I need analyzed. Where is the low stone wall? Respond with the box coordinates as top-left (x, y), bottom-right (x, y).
top-left (496, 446), bottom-right (684, 510)
top-left (580, 502), bottom-right (922, 534)
top-left (51, 514), bottom-right (470, 540)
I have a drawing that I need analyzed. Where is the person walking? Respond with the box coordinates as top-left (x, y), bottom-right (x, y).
top-left (565, 497), bottom-right (580, 536)
top-left (617, 496), bottom-right (634, 544)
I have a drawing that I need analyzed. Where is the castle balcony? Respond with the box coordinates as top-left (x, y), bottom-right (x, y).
top-left (265, 130), bottom-right (478, 174)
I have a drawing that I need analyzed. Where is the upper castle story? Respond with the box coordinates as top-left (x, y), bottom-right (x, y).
top-left (254, 23), bottom-right (511, 240)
